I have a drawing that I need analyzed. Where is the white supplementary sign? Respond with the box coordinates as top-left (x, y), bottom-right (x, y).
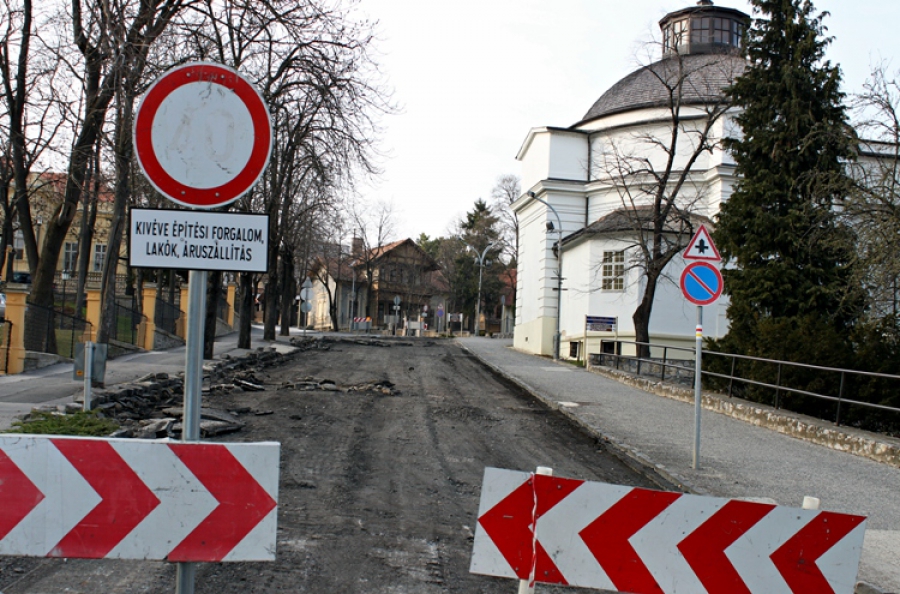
top-left (0, 435), bottom-right (279, 562)
top-left (130, 208), bottom-right (268, 272)
top-left (470, 468), bottom-right (866, 594)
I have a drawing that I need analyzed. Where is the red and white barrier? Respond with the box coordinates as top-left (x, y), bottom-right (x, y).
top-left (470, 467), bottom-right (866, 594)
top-left (0, 435), bottom-right (279, 562)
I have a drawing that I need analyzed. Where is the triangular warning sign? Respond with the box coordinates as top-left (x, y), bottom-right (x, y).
top-left (684, 225), bottom-right (721, 261)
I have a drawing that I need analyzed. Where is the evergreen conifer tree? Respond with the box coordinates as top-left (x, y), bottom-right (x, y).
top-left (714, 0), bottom-right (862, 361)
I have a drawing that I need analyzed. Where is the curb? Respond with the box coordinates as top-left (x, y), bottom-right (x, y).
top-left (459, 345), bottom-right (698, 494)
top-left (588, 365), bottom-right (900, 469)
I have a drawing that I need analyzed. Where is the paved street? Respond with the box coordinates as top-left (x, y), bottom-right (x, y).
top-left (458, 336), bottom-right (900, 593)
top-left (1, 332), bottom-right (898, 592)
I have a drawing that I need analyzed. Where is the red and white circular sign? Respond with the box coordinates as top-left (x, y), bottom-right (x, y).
top-left (134, 62), bottom-right (272, 209)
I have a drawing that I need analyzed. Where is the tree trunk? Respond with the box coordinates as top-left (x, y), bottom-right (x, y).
top-left (279, 249), bottom-right (294, 336)
top-left (632, 263), bottom-right (663, 360)
top-left (204, 271), bottom-right (222, 359)
top-left (74, 149), bottom-right (100, 317)
top-left (96, 89), bottom-right (136, 346)
top-left (238, 272), bottom-right (254, 349)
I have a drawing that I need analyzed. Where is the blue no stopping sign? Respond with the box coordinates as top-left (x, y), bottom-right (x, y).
top-left (680, 262), bottom-right (723, 306)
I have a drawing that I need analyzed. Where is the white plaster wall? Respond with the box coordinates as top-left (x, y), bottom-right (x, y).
top-left (547, 133), bottom-right (589, 182)
top-left (520, 130), bottom-right (552, 192)
top-left (558, 235), bottom-right (731, 358)
top-left (516, 104), bottom-right (739, 356)
top-left (513, 191), bottom-right (586, 355)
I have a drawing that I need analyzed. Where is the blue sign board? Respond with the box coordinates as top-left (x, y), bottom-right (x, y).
top-left (680, 262), bottom-right (723, 306)
top-left (586, 316), bottom-right (617, 332)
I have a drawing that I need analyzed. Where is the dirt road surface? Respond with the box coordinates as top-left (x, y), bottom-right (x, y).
top-left (1, 338), bottom-right (658, 593)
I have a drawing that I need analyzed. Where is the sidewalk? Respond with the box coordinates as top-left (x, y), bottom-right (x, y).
top-left (457, 336), bottom-right (900, 593)
top-left (0, 326), bottom-right (307, 432)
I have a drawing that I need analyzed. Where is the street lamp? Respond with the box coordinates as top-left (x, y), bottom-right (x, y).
top-left (465, 241), bottom-right (495, 337)
top-left (528, 191), bottom-right (563, 360)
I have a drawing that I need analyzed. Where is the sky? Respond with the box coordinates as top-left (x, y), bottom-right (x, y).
top-left (353, 0), bottom-right (900, 241)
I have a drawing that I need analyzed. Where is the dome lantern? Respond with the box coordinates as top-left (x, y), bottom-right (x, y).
top-left (660, 1), bottom-right (749, 57)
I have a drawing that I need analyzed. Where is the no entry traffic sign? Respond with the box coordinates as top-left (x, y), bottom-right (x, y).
top-left (134, 62), bottom-right (272, 209)
top-left (680, 261), bottom-right (723, 306)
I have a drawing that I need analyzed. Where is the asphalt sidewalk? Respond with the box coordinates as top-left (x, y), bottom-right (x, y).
top-left (0, 326), bottom-right (306, 432)
top-left (457, 336), bottom-right (900, 594)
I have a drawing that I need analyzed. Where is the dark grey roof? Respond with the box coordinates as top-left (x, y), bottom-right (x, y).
top-left (577, 53), bottom-right (746, 126)
top-left (562, 206), bottom-right (712, 248)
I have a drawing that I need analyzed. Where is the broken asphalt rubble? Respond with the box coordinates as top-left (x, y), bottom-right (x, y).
top-left (15, 336), bottom-right (404, 438)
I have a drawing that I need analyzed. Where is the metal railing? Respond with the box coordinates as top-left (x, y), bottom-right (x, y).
top-left (110, 297), bottom-right (146, 347)
top-left (22, 302), bottom-right (92, 359)
top-left (590, 339), bottom-right (900, 431)
top-left (216, 292), bottom-right (230, 322)
top-left (155, 297), bottom-right (182, 335)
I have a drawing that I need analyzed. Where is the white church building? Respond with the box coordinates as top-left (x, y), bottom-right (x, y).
top-left (513, 1), bottom-right (749, 359)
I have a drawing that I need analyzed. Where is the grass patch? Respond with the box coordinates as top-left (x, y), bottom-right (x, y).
top-left (5, 410), bottom-right (119, 437)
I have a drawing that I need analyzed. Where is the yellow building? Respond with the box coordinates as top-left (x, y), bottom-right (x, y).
top-left (3, 171), bottom-right (127, 285)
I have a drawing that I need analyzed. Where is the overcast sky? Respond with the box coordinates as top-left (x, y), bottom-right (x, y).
top-left (353, 0), bottom-right (900, 241)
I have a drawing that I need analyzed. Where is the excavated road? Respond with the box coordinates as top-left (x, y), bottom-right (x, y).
top-left (1, 338), bottom-right (655, 593)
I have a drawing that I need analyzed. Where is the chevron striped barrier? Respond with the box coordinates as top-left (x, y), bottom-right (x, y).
top-left (470, 467), bottom-right (866, 594)
top-left (0, 435), bottom-right (279, 562)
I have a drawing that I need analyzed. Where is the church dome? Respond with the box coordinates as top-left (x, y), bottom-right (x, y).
top-left (577, 1), bottom-right (749, 126)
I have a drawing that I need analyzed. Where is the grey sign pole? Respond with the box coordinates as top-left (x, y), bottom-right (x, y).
top-left (692, 305), bottom-right (703, 470)
top-left (176, 269), bottom-right (208, 594)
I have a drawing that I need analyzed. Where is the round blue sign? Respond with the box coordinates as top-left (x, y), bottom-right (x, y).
top-left (680, 262), bottom-right (723, 306)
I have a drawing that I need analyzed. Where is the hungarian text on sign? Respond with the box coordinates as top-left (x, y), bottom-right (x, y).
top-left (130, 208), bottom-right (268, 273)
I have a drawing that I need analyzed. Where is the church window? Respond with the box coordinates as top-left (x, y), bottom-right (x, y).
top-left (601, 251), bottom-right (625, 291)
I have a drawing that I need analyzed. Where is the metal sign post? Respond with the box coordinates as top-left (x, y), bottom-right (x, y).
top-left (83, 341), bottom-right (94, 412)
top-left (681, 227), bottom-right (723, 471)
top-left (693, 307), bottom-right (702, 469)
top-left (133, 62), bottom-right (273, 594)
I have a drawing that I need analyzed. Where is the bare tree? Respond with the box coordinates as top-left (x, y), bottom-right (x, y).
top-left (180, 0), bottom-right (389, 343)
top-left (490, 173), bottom-right (520, 265)
top-left (348, 197), bottom-right (395, 320)
top-left (590, 49), bottom-right (741, 357)
top-left (23, 0), bottom-right (190, 352)
top-left (0, 0), bottom-right (64, 278)
top-left (96, 0), bottom-right (192, 346)
top-left (847, 63), bottom-right (900, 319)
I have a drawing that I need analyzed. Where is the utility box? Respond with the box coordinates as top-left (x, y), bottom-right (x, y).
top-left (73, 342), bottom-right (108, 384)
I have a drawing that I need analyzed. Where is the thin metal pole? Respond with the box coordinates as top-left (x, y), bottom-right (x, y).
top-left (692, 306), bottom-right (703, 470)
top-left (836, 371), bottom-right (845, 426)
top-left (176, 269), bottom-right (207, 594)
top-left (475, 260), bottom-right (483, 336)
top-left (554, 232), bottom-right (562, 361)
top-left (83, 341), bottom-right (94, 412)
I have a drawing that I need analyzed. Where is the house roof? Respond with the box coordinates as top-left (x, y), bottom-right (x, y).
top-left (31, 171), bottom-right (115, 202)
top-left (575, 53), bottom-right (746, 126)
top-left (365, 238), bottom-right (439, 272)
top-left (563, 205), bottom-right (713, 248)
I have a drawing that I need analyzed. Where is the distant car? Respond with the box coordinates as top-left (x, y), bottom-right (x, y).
top-left (11, 272), bottom-right (30, 284)
top-left (0, 293), bottom-right (6, 320)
